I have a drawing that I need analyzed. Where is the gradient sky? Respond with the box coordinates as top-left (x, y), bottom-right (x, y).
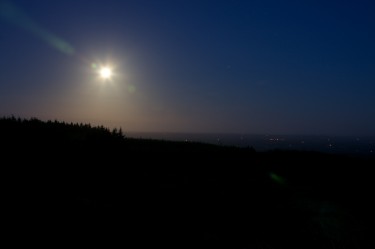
top-left (1, 0), bottom-right (374, 135)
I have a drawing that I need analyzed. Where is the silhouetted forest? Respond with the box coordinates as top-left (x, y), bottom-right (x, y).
top-left (2, 117), bottom-right (374, 248)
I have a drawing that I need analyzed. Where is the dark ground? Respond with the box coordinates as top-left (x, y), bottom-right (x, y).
top-left (1, 117), bottom-right (374, 248)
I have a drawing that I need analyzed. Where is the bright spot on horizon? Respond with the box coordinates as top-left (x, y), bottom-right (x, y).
top-left (99, 67), bottom-right (112, 80)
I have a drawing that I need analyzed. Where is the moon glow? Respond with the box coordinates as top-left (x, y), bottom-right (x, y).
top-left (99, 67), bottom-right (112, 80)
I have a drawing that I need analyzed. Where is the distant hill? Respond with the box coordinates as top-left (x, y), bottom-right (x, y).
top-left (1, 117), bottom-right (374, 248)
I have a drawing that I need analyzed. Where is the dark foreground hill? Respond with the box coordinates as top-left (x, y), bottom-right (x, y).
top-left (1, 117), bottom-right (374, 248)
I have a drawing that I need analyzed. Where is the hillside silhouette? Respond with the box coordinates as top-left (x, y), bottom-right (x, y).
top-left (2, 117), bottom-right (374, 248)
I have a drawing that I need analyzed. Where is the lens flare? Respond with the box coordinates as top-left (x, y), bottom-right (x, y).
top-left (0, 0), bottom-right (74, 55)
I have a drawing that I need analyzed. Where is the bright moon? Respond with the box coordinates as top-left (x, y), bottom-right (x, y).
top-left (99, 67), bottom-right (112, 80)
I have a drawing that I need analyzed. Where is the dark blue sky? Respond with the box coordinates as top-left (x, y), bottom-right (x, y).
top-left (1, 0), bottom-right (374, 135)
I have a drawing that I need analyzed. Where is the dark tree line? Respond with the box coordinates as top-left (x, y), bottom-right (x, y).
top-left (0, 116), bottom-right (125, 143)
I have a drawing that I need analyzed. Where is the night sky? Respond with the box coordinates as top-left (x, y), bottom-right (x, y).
top-left (1, 0), bottom-right (374, 135)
